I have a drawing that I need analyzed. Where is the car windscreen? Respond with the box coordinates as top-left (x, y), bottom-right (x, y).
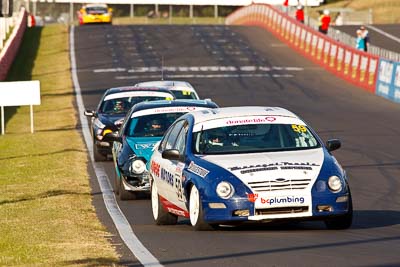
top-left (100, 96), bottom-right (167, 115)
top-left (86, 7), bottom-right (108, 14)
top-left (126, 113), bottom-right (186, 137)
top-left (172, 91), bottom-right (198, 99)
top-left (193, 123), bottom-right (321, 154)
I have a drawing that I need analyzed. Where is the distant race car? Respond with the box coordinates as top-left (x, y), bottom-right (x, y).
top-left (78, 4), bottom-right (113, 25)
top-left (134, 80), bottom-right (200, 100)
top-left (149, 106), bottom-right (353, 230)
top-left (84, 86), bottom-right (175, 161)
top-left (105, 99), bottom-right (218, 200)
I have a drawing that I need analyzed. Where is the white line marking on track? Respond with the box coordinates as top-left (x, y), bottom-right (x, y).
top-left (367, 25), bottom-right (400, 44)
top-left (115, 73), bottom-right (294, 80)
top-left (94, 65), bottom-right (304, 73)
top-left (70, 26), bottom-right (163, 267)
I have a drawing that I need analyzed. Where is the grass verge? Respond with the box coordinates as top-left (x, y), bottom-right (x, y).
top-left (0, 25), bottom-right (120, 266)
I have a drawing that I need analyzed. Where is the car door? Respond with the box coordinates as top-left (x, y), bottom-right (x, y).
top-left (156, 119), bottom-right (188, 208)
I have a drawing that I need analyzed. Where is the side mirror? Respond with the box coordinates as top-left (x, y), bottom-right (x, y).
top-left (326, 139), bottom-right (341, 152)
top-left (103, 133), bottom-right (122, 143)
top-left (84, 109), bottom-right (96, 117)
top-left (162, 149), bottom-right (182, 161)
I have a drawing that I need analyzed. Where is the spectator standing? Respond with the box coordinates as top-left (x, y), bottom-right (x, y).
top-left (335, 12), bottom-right (343, 26)
top-left (319, 10), bottom-right (331, 34)
top-left (356, 30), bottom-right (366, 51)
top-left (360, 25), bottom-right (370, 52)
top-left (295, 5), bottom-right (305, 23)
top-left (283, 0), bottom-right (289, 14)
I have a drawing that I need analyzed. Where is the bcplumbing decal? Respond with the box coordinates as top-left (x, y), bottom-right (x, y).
top-left (260, 196), bottom-right (305, 205)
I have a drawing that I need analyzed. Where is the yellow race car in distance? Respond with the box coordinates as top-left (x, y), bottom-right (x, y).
top-left (78, 4), bottom-right (112, 25)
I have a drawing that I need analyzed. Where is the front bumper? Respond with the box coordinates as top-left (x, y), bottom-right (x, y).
top-left (202, 193), bottom-right (351, 223)
top-left (122, 171), bottom-right (150, 192)
top-left (95, 140), bottom-right (112, 155)
top-left (82, 15), bottom-right (111, 24)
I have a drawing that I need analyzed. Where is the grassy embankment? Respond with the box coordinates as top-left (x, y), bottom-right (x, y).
top-left (0, 25), bottom-right (120, 265)
top-left (309, 0), bottom-right (400, 24)
top-left (111, 0), bottom-right (400, 25)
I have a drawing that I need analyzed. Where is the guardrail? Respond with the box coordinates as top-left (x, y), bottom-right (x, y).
top-left (309, 18), bottom-right (400, 62)
top-left (0, 17), bottom-right (15, 50)
top-left (226, 4), bottom-right (379, 92)
top-left (226, 4), bottom-right (400, 104)
top-left (275, 5), bottom-right (400, 63)
top-left (0, 8), bottom-right (27, 81)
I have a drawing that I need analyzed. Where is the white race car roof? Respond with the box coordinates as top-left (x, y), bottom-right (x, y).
top-left (84, 3), bottom-right (108, 8)
top-left (104, 91), bottom-right (174, 101)
top-left (131, 106), bottom-right (209, 118)
top-left (135, 80), bottom-right (196, 92)
top-left (191, 106), bottom-right (305, 131)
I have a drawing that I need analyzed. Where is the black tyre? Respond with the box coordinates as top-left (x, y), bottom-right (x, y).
top-left (119, 176), bottom-right (136, 200)
top-left (324, 192), bottom-right (353, 230)
top-left (189, 185), bottom-right (213, 231)
top-left (151, 181), bottom-right (178, 225)
top-left (114, 171), bottom-right (120, 196)
top-left (93, 142), bottom-right (106, 162)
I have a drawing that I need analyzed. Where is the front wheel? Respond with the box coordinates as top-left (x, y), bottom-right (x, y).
top-left (151, 181), bottom-right (177, 225)
top-left (189, 185), bottom-right (213, 231)
top-left (93, 142), bottom-right (107, 162)
top-left (114, 171), bottom-right (120, 195)
top-left (119, 176), bottom-right (136, 201)
top-left (324, 192), bottom-right (353, 229)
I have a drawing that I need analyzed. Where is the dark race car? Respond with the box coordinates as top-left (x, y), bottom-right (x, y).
top-left (104, 99), bottom-right (218, 200)
top-left (84, 86), bottom-right (175, 161)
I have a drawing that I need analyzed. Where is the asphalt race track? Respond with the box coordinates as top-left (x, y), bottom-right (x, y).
top-left (73, 24), bottom-right (400, 267)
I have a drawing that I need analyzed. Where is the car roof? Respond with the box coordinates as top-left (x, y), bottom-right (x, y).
top-left (134, 80), bottom-right (196, 92)
top-left (104, 86), bottom-right (174, 96)
top-left (189, 106), bottom-right (299, 124)
top-left (84, 3), bottom-right (108, 8)
top-left (132, 99), bottom-right (217, 112)
top-left (128, 99), bottom-right (218, 117)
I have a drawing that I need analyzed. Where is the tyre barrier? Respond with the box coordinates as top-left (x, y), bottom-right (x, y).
top-left (0, 8), bottom-right (28, 81)
top-left (226, 4), bottom-right (399, 104)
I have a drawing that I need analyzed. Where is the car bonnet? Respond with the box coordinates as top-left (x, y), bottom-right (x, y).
top-left (202, 148), bottom-right (324, 187)
top-left (126, 136), bottom-right (161, 165)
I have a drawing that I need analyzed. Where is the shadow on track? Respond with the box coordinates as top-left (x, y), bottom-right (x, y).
top-left (173, 210), bottom-right (400, 231)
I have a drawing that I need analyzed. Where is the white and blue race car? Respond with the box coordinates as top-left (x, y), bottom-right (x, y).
top-left (150, 106), bottom-right (352, 230)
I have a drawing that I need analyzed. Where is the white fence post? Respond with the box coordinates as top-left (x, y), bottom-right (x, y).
top-left (1, 106), bottom-right (4, 135)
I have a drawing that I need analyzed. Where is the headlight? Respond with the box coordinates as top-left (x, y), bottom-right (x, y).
top-left (216, 181), bottom-right (234, 199)
top-left (328, 175), bottom-right (342, 192)
top-left (130, 159), bottom-right (146, 175)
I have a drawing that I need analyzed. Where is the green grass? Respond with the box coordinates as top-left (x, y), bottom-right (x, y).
top-left (0, 25), bottom-right (120, 266)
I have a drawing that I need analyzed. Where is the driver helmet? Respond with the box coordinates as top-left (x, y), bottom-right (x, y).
top-left (113, 100), bottom-right (124, 112)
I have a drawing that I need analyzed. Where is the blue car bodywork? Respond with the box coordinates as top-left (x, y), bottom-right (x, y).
top-left (111, 99), bottom-right (218, 200)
